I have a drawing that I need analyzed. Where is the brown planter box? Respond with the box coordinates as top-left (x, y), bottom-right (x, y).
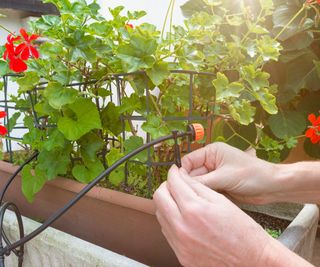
top-left (0, 161), bottom-right (180, 267)
top-left (0, 160), bottom-right (318, 266)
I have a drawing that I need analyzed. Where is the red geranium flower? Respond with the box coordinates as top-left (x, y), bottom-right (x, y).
top-left (125, 23), bottom-right (134, 29)
top-left (0, 111), bottom-right (7, 136)
top-left (305, 113), bottom-right (320, 144)
top-left (3, 41), bottom-right (28, 72)
top-left (15, 28), bottom-right (40, 60)
top-left (2, 28), bottom-right (40, 73)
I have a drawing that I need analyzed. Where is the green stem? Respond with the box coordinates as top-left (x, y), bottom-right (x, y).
top-left (0, 24), bottom-right (14, 35)
top-left (149, 93), bottom-right (162, 117)
top-left (274, 4), bottom-right (306, 40)
top-left (161, 0), bottom-right (173, 40)
top-left (169, 0), bottom-right (175, 49)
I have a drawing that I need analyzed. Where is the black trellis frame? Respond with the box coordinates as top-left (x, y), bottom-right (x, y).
top-left (112, 70), bottom-right (216, 192)
top-left (2, 70), bottom-right (216, 194)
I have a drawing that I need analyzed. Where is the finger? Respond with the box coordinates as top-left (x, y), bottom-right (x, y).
top-left (179, 171), bottom-right (227, 203)
top-left (153, 182), bottom-right (182, 222)
top-left (189, 166), bottom-right (209, 177)
top-left (181, 146), bottom-right (214, 172)
top-left (166, 165), bottom-right (198, 212)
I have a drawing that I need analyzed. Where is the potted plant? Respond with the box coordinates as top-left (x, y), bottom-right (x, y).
top-left (0, 0), bottom-right (319, 266)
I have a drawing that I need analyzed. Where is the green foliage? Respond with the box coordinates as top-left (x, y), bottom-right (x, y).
top-left (3, 0), bottom-right (319, 202)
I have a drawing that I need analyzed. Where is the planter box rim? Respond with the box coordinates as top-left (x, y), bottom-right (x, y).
top-left (0, 160), bottom-right (155, 215)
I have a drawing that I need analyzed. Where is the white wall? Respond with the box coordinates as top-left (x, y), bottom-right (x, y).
top-left (0, 9), bottom-right (24, 43)
top-left (97, 0), bottom-right (186, 30)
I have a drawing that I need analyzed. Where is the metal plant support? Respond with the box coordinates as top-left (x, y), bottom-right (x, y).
top-left (0, 70), bottom-right (216, 266)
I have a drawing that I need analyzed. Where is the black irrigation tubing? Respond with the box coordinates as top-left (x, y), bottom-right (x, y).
top-left (0, 130), bottom-right (194, 256)
top-left (0, 202), bottom-right (24, 267)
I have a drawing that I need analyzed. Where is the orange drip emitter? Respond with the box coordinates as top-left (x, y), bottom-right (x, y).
top-left (172, 123), bottom-right (205, 168)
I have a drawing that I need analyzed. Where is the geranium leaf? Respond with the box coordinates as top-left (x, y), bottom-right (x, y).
top-left (37, 147), bottom-right (72, 180)
top-left (268, 111), bottom-right (307, 139)
top-left (229, 100), bottom-right (256, 125)
top-left (17, 72), bottom-right (40, 93)
top-left (58, 98), bottom-right (102, 140)
top-left (106, 148), bottom-right (125, 186)
top-left (22, 164), bottom-right (47, 203)
top-left (146, 62), bottom-right (170, 86)
top-left (72, 160), bottom-right (104, 184)
top-left (124, 136), bottom-right (148, 162)
top-left (44, 82), bottom-right (78, 109)
top-left (142, 115), bottom-right (170, 139)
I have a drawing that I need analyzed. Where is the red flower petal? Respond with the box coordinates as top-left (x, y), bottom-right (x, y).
top-left (308, 114), bottom-right (316, 124)
top-left (21, 47), bottom-right (30, 61)
top-left (7, 34), bottom-right (20, 43)
top-left (15, 43), bottom-right (30, 60)
top-left (19, 28), bottom-right (29, 41)
top-left (30, 46), bottom-right (39, 59)
top-left (0, 111), bottom-right (6, 119)
top-left (0, 125), bottom-right (7, 136)
top-left (305, 128), bottom-right (315, 138)
top-left (29, 34), bottom-right (39, 41)
top-left (310, 134), bottom-right (320, 144)
top-left (9, 57), bottom-right (28, 73)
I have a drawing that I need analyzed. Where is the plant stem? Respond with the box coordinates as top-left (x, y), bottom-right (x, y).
top-left (161, 0), bottom-right (173, 40)
top-left (0, 24), bottom-right (14, 35)
top-left (274, 5), bottom-right (306, 40)
top-left (149, 93), bottom-right (162, 117)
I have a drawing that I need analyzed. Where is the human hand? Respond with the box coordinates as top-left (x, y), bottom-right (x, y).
top-left (153, 165), bottom-right (276, 267)
top-left (181, 142), bottom-right (281, 205)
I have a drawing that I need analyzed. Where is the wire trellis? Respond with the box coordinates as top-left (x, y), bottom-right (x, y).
top-left (2, 70), bottom-right (216, 193)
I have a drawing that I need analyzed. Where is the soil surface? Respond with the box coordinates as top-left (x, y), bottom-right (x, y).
top-left (245, 210), bottom-right (291, 232)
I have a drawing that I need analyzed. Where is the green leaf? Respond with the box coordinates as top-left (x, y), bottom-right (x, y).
top-left (124, 136), bottom-right (147, 162)
top-left (0, 60), bottom-right (8, 76)
top-left (78, 132), bottom-right (104, 162)
top-left (37, 147), bottom-right (71, 180)
top-left (146, 62), bottom-right (170, 86)
top-left (250, 25), bottom-right (268, 34)
top-left (7, 112), bottom-right (21, 132)
top-left (22, 164), bottom-right (47, 203)
top-left (58, 98), bottom-right (102, 141)
top-left (142, 115), bottom-right (170, 139)
top-left (253, 88), bottom-right (278, 114)
top-left (17, 72), bottom-right (40, 92)
top-left (72, 160), bottom-right (104, 184)
top-left (241, 65), bottom-right (270, 92)
top-left (43, 129), bottom-right (66, 151)
top-left (44, 82), bottom-right (78, 109)
top-left (212, 73), bottom-right (244, 101)
top-left (272, 4), bottom-right (313, 41)
top-left (101, 102), bottom-right (123, 136)
top-left (256, 36), bottom-right (282, 62)
top-left (268, 111), bottom-right (307, 139)
top-left (223, 122), bottom-right (257, 150)
top-left (117, 34), bottom-right (157, 72)
top-left (229, 100), bottom-right (256, 125)
top-left (106, 148), bottom-right (125, 186)
top-left (117, 51), bottom-right (155, 73)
